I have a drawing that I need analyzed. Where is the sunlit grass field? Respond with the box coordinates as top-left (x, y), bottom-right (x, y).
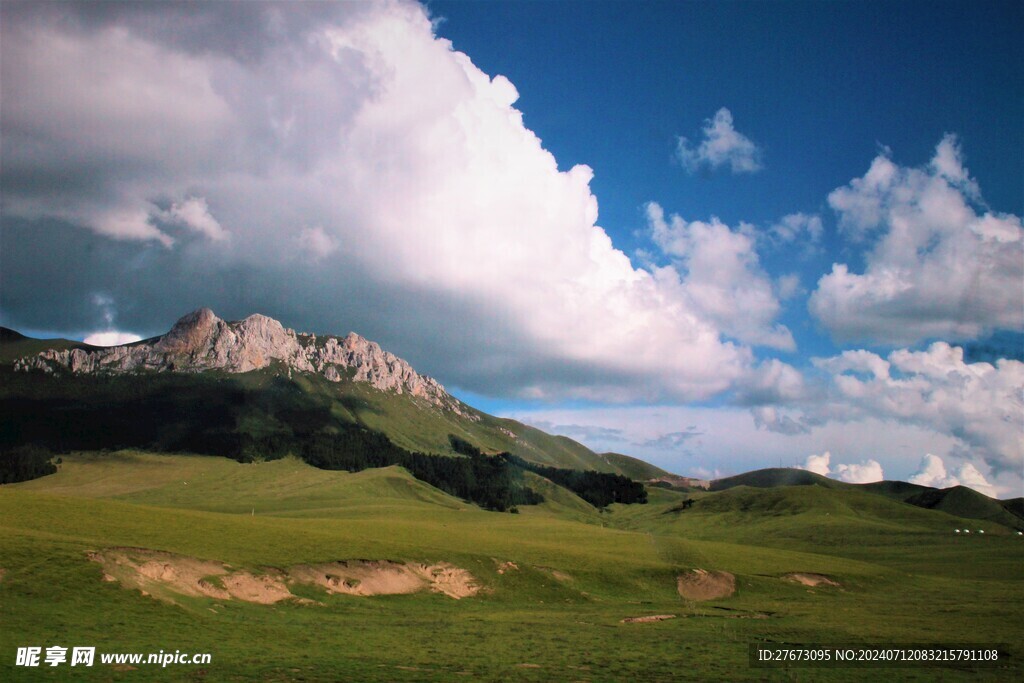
top-left (2, 452), bottom-right (1021, 681)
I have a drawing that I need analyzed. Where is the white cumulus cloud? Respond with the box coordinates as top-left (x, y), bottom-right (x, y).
top-left (797, 451), bottom-right (883, 483)
top-left (811, 343), bottom-right (1023, 476)
top-left (810, 135), bottom-right (1023, 345)
top-left (801, 451), bottom-right (832, 476)
top-left (167, 197), bottom-right (229, 242)
top-left (834, 459), bottom-right (884, 484)
top-left (909, 453), bottom-right (997, 498)
top-left (646, 203), bottom-right (794, 350)
top-left (676, 107), bottom-right (763, 174)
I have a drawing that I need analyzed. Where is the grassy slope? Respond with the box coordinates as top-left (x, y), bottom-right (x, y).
top-left (2, 453), bottom-right (1022, 681)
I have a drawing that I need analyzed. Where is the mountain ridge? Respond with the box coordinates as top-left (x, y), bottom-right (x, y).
top-left (13, 308), bottom-right (470, 417)
top-left (1, 310), bottom-right (673, 482)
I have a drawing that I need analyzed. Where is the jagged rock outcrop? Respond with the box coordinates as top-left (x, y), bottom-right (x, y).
top-left (15, 308), bottom-right (471, 416)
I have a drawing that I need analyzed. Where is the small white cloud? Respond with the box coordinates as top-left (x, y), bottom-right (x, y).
top-left (297, 226), bottom-right (339, 260)
top-left (909, 453), bottom-right (997, 498)
top-left (801, 451), bottom-right (832, 476)
top-left (676, 107), bottom-right (763, 174)
top-left (834, 459), bottom-right (884, 484)
top-left (83, 331), bottom-right (143, 346)
top-left (770, 212), bottom-right (823, 244)
top-left (91, 206), bottom-right (174, 247)
top-left (168, 197), bottom-right (229, 241)
top-left (776, 273), bottom-right (802, 300)
top-left (752, 406), bottom-right (808, 435)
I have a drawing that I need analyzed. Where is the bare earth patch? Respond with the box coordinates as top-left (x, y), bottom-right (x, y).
top-left (621, 614), bottom-right (677, 624)
top-left (412, 562), bottom-right (479, 599)
top-left (91, 549), bottom-right (480, 604)
top-left (290, 560), bottom-right (479, 599)
top-left (677, 569), bottom-right (736, 601)
top-left (221, 571), bottom-right (293, 604)
top-left (782, 572), bottom-right (840, 587)
top-left (494, 560), bottom-right (519, 575)
top-left (90, 549), bottom-right (233, 603)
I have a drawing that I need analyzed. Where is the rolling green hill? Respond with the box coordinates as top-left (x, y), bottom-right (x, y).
top-left (708, 468), bottom-right (1023, 530)
top-left (709, 467), bottom-right (842, 491)
top-left (1, 451), bottom-right (1021, 681)
top-left (905, 486), bottom-right (1024, 531)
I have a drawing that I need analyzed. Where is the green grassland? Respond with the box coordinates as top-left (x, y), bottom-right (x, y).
top-left (2, 452), bottom-right (1022, 681)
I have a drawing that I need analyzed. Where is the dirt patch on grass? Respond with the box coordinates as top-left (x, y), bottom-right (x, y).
top-left (677, 569), bottom-right (735, 601)
top-left (92, 549), bottom-right (481, 604)
top-left (412, 562), bottom-right (479, 599)
top-left (782, 572), bottom-right (840, 587)
top-left (91, 549), bottom-right (233, 602)
top-left (291, 561), bottom-right (422, 597)
top-left (290, 560), bottom-right (479, 599)
top-left (90, 548), bottom-right (292, 604)
top-left (621, 614), bottom-right (676, 624)
top-left (221, 571), bottom-right (293, 604)
top-left (0, 567), bottom-right (5, 583)
top-left (494, 560), bottom-right (519, 574)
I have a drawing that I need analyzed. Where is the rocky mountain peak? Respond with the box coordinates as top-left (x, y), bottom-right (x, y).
top-left (14, 308), bottom-right (471, 417)
top-left (156, 308), bottom-right (221, 354)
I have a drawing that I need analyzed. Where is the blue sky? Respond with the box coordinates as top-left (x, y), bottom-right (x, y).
top-left (1, 0), bottom-right (1021, 495)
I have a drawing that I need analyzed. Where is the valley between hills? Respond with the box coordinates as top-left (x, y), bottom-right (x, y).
top-left (1, 310), bottom-right (1022, 681)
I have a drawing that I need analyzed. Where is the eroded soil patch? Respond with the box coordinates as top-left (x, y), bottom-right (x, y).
top-left (677, 569), bottom-right (735, 601)
top-left (621, 614), bottom-right (676, 624)
top-left (782, 572), bottom-right (840, 587)
top-left (290, 560), bottom-right (479, 599)
top-left (90, 548), bottom-right (479, 604)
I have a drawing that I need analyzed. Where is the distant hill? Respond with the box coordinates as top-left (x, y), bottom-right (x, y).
top-left (905, 486), bottom-right (1024, 531)
top-left (709, 467), bottom-right (843, 491)
top-left (1004, 498), bottom-right (1024, 518)
top-left (707, 467), bottom-right (1024, 531)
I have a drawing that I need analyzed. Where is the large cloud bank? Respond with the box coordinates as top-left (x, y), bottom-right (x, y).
top-left (1, 0), bottom-right (782, 401)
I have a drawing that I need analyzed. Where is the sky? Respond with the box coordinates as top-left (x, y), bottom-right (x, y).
top-left (1, 0), bottom-right (1021, 497)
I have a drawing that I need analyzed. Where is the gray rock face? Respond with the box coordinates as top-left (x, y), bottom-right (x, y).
top-left (15, 308), bottom-right (470, 415)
